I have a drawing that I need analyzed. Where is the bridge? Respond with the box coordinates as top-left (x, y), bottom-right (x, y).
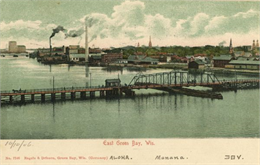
top-left (1, 71), bottom-right (259, 104)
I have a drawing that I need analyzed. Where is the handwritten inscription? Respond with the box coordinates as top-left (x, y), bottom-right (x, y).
top-left (155, 155), bottom-right (188, 160)
top-left (5, 140), bottom-right (32, 151)
top-left (109, 155), bottom-right (132, 160)
top-left (103, 140), bottom-right (155, 146)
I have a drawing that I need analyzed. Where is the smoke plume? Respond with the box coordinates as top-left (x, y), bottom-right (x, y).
top-left (218, 41), bottom-right (226, 46)
top-left (65, 28), bottom-right (85, 38)
top-left (50, 25), bottom-right (67, 38)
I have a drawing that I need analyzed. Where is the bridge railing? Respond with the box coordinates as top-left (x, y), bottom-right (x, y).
top-left (1, 79), bottom-right (259, 94)
top-left (0, 85), bottom-right (110, 94)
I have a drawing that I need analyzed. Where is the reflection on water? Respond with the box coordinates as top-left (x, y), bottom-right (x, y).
top-left (0, 57), bottom-right (259, 139)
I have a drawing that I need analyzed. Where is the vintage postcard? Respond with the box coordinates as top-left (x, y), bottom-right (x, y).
top-left (0, 0), bottom-right (259, 164)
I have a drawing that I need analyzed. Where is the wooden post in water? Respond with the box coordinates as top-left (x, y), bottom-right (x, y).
top-left (61, 92), bottom-right (66, 100)
top-left (51, 93), bottom-right (56, 101)
top-left (9, 95), bottom-right (13, 103)
top-left (90, 91), bottom-right (95, 98)
top-left (80, 92), bottom-right (86, 99)
top-left (41, 94), bottom-right (45, 102)
top-left (21, 95), bottom-right (25, 103)
top-left (31, 94), bottom-right (34, 102)
top-left (71, 92), bottom-right (76, 100)
top-left (100, 91), bottom-right (105, 97)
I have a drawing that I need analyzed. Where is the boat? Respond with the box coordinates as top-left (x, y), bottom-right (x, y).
top-left (1, 55), bottom-right (5, 57)
top-left (13, 55), bottom-right (18, 57)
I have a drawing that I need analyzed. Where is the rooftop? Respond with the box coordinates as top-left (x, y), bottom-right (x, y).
top-left (193, 60), bottom-right (205, 65)
top-left (90, 54), bottom-right (102, 60)
top-left (70, 54), bottom-right (85, 58)
top-left (229, 60), bottom-right (260, 65)
top-left (128, 55), bottom-right (158, 62)
top-left (213, 55), bottom-right (233, 60)
top-left (105, 79), bottom-right (121, 83)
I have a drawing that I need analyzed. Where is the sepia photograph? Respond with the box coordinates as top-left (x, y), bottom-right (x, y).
top-left (0, 0), bottom-right (259, 164)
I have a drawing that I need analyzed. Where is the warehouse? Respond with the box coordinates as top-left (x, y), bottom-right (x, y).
top-left (226, 60), bottom-right (260, 70)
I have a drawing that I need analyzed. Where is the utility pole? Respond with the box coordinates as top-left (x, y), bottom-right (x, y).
top-left (53, 76), bottom-right (55, 92)
top-left (89, 73), bottom-right (91, 87)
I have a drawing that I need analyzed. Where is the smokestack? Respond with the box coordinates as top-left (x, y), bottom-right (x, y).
top-left (85, 25), bottom-right (89, 62)
top-left (49, 37), bottom-right (52, 56)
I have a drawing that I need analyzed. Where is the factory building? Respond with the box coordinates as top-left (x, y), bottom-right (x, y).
top-left (9, 41), bottom-right (17, 52)
top-left (8, 41), bottom-right (26, 53)
top-left (213, 55), bottom-right (233, 68)
top-left (17, 45), bottom-right (26, 52)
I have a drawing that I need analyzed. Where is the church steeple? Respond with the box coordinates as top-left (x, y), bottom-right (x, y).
top-left (148, 36), bottom-right (152, 48)
top-left (229, 38), bottom-right (233, 54)
top-left (252, 40), bottom-right (256, 50)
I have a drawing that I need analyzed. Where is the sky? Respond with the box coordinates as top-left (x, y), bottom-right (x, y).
top-left (0, 0), bottom-right (259, 49)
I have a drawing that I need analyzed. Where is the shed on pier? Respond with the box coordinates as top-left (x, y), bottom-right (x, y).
top-left (188, 60), bottom-right (205, 69)
top-left (105, 79), bottom-right (121, 87)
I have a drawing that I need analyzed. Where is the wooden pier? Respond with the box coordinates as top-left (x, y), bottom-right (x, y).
top-left (1, 71), bottom-right (259, 104)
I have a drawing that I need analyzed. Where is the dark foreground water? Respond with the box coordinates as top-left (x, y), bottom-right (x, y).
top-left (0, 56), bottom-right (259, 139)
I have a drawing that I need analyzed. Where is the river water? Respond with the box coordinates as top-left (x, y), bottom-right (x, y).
top-left (0, 56), bottom-right (259, 139)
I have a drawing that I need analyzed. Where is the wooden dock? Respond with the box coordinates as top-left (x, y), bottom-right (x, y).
top-left (1, 79), bottom-right (259, 104)
top-left (1, 69), bottom-right (260, 104)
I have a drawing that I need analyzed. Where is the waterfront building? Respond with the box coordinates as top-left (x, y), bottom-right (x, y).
top-left (78, 48), bottom-right (85, 54)
top-left (226, 60), bottom-right (260, 70)
top-left (69, 54), bottom-right (86, 62)
top-left (69, 45), bottom-right (79, 54)
top-left (43, 54), bottom-right (64, 62)
top-left (17, 45), bottom-right (26, 53)
top-left (127, 55), bottom-right (158, 65)
top-left (8, 41), bottom-right (26, 53)
top-left (105, 79), bottom-right (121, 87)
top-left (53, 46), bottom-right (65, 53)
top-left (171, 55), bottom-right (188, 63)
top-left (236, 56), bottom-right (258, 61)
top-left (88, 54), bottom-right (102, 65)
top-left (8, 41), bottom-right (17, 52)
top-left (115, 59), bottom-right (128, 64)
top-left (101, 52), bottom-right (123, 64)
top-left (213, 55), bottom-right (233, 68)
top-left (37, 48), bottom-right (50, 57)
top-left (188, 60), bottom-right (205, 69)
top-left (89, 48), bottom-right (102, 54)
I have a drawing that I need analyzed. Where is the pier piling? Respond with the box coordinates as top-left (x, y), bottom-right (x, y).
top-left (80, 92), bottom-right (86, 99)
top-left (100, 91), bottom-right (105, 97)
top-left (90, 91), bottom-right (95, 98)
top-left (51, 93), bottom-right (56, 101)
top-left (41, 94), bottom-right (45, 102)
top-left (9, 96), bottom-right (13, 103)
top-left (31, 94), bottom-right (34, 102)
top-left (21, 95), bottom-right (25, 102)
top-left (71, 92), bottom-right (76, 100)
top-left (61, 92), bottom-right (66, 100)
